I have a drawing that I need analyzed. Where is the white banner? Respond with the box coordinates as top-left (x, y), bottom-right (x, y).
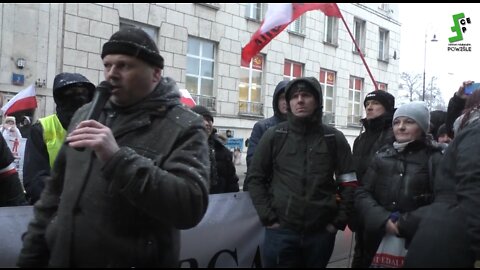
top-left (179, 192), bottom-right (264, 268)
top-left (4, 137), bottom-right (26, 184)
top-left (0, 193), bottom-right (353, 267)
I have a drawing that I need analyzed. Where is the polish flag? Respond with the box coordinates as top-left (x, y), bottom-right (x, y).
top-left (179, 89), bottom-right (196, 108)
top-left (1, 84), bottom-right (37, 116)
top-left (241, 3), bottom-right (342, 66)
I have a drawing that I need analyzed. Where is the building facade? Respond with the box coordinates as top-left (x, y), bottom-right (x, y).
top-left (0, 3), bottom-right (400, 153)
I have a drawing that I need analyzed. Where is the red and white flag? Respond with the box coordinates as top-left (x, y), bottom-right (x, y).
top-left (1, 84), bottom-right (37, 116)
top-left (241, 3), bottom-right (342, 66)
top-left (179, 89), bottom-right (196, 108)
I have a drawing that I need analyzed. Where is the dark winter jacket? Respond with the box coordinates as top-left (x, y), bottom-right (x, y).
top-left (405, 113), bottom-right (480, 268)
top-left (355, 139), bottom-right (443, 267)
top-left (22, 123), bottom-right (49, 204)
top-left (246, 80), bottom-right (288, 169)
top-left (0, 135), bottom-right (27, 207)
top-left (17, 77), bottom-right (210, 268)
top-left (352, 112), bottom-right (394, 184)
top-left (209, 134), bottom-right (239, 194)
top-left (349, 112), bottom-right (394, 233)
top-left (248, 77), bottom-right (357, 233)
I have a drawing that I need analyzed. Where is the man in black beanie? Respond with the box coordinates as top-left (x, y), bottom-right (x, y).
top-left (350, 89), bottom-right (395, 268)
top-left (18, 27), bottom-right (210, 268)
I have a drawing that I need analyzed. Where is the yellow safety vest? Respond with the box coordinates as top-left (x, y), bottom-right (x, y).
top-left (39, 114), bottom-right (66, 168)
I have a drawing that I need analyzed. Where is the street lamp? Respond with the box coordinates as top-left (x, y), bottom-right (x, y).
top-left (422, 34), bottom-right (438, 101)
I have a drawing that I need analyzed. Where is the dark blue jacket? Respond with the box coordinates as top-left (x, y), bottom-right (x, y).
top-left (246, 80), bottom-right (288, 169)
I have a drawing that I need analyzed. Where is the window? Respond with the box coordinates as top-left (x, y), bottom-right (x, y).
top-left (324, 15), bottom-right (339, 45)
top-left (377, 82), bottom-right (388, 91)
top-left (284, 60), bottom-right (303, 81)
top-left (348, 76), bottom-right (363, 125)
top-left (120, 19), bottom-right (158, 42)
top-left (379, 28), bottom-right (390, 61)
top-left (353, 18), bottom-right (366, 53)
top-left (245, 3), bottom-right (264, 21)
top-left (288, 15), bottom-right (305, 34)
top-left (239, 54), bottom-right (264, 115)
top-left (320, 69), bottom-right (336, 124)
top-left (186, 37), bottom-right (216, 110)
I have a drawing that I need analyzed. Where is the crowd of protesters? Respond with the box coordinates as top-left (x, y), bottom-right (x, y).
top-left (0, 25), bottom-right (478, 267)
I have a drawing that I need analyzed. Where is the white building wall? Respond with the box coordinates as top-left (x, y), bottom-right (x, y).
top-left (0, 3), bottom-right (401, 153)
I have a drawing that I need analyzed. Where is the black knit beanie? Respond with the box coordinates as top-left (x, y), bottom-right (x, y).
top-left (364, 90), bottom-right (395, 112)
top-left (191, 105), bottom-right (214, 123)
top-left (101, 26), bottom-right (164, 69)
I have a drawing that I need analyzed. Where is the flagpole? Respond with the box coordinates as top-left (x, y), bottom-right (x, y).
top-left (336, 6), bottom-right (378, 91)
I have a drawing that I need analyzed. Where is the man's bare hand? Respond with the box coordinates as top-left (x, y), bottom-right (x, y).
top-left (66, 120), bottom-right (120, 162)
top-left (385, 219), bottom-right (399, 235)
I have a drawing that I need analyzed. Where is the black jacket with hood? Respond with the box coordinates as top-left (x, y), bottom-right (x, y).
top-left (23, 73), bottom-right (94, 204)
top-left (246, 80), bottom-right (288, 169)
top-left (248, 77), bottom-right (357, 232)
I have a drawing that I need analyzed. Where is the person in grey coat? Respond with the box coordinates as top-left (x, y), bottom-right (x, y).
top-left (17, 27), bottom-right (210, 267)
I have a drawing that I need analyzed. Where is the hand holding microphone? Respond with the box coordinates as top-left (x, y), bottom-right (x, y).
top-left (69, 81), bottom-right (113, 152)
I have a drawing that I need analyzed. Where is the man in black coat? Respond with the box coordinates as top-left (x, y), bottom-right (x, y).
top-left (191, 105), bottom-right (239, 194)
top-left (350, 90), bottom-right (395, 268)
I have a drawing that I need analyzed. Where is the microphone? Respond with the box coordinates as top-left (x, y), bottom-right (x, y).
top-left (74, 81), bottom-right (113, 151)
top-left (84, 80), bottom-right (113, 121)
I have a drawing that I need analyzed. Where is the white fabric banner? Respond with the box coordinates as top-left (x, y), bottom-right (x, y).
top-left (0, 193), bottom-right (352, 267)
top-left (4, 137), bottom-right (26, 183)
top-left (179, 192), bottom-right (265, 268)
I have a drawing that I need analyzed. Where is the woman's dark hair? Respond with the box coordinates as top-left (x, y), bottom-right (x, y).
top-left (460, 89), bottom-right (480, 129)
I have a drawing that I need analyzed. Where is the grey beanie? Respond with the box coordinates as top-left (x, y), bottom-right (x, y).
top-left (393, 101), bottom-right (430, 134)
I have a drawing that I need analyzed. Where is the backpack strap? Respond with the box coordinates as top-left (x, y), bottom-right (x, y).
top-left (322, 124), bottom-right (338, 168)
top-left (272, 122), bottom-right (289, 161)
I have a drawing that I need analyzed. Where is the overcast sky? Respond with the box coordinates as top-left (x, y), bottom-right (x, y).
top-left (398, 3), bottom-right (480, 103)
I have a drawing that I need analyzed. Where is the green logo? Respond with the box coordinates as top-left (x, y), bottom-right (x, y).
top-left (449, 13), bottom-right (471, 43)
